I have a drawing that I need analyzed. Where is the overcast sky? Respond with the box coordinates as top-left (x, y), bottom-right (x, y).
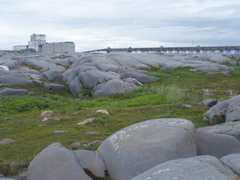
top-left (1, 0), bottom-right (240, 52)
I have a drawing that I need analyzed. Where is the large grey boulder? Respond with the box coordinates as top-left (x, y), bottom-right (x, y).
top-left (98, 118), bottom-right (196, 180)
top-left (0, 88), bottom-right (28, 95)
top-left (196, 121), bottom-right (240, 157)
top-left (43, 70), bottom-right (64, 82)
top-left (119, 68), bottom-right (159, 84)
top-left (69, 76), bottom-right (83, 96)
top-left (0, 75), bottom-right (32, 86)
top-left (132, 155), bottom-right (237, 180)
top-left (27, 143), bottom-right (92, 180)
top-left (92, 79), bottom-right (139, 97)
top-left (78, 69), bottom-right (120, 89)
top-left (65, 68), bottom-right (79, 84)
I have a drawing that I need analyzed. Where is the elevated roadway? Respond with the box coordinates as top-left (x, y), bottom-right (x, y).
top-left (83, 46), bottom-right (240, 53)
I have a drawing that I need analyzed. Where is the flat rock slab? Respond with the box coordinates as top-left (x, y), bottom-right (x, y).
top-left (0, 88), bottom-right (28, 95)
top-left (132, 155), bottom-right (236, 180)
top-left (98, 118), bottom-right (196, 180)
top-left (196, 121), bottom-right (240, 157)
top-left (0, 75), bottom-right (32, 86)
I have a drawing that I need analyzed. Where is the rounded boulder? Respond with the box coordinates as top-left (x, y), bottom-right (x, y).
top-left (97, 118), bottom-right (196, 180)
top-left (27, 143), bottom-right (92, 180)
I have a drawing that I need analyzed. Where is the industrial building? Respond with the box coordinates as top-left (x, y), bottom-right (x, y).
top-left (14, 34), bottom-right (75, 53)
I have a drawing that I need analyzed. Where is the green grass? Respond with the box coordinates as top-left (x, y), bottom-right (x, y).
top-left (1, 65), bottom-right (240, 176)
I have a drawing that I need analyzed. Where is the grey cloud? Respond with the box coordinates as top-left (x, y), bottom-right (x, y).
top-left (1, 0), bottom-right (240, 51)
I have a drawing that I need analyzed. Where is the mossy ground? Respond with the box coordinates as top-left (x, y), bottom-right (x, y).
top-left (1, 65), bottom-right (240, 176)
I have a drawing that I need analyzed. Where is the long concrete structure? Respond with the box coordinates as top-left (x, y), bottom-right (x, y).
top-left (83, 46), bottom-right (240, 54)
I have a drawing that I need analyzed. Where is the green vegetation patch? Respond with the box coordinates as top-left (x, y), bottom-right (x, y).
top-left (1, 65), bottom-right (240, 176)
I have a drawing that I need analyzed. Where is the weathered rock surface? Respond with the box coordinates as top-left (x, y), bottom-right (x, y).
top-left (93, 78), bottom-right (139, 97)
top-left (73, 149), bottom-right (106, 178)
top-left (98, 118), bottom-right (196, 180)
top-left (196, 121), bottom-right (240, 157)
top-left (25, 116), bottom-right (240, 180)
top-left (203, 95), bottom-right (240, 124)
top-left (69, 76), bottom-right (83, 96)
top-left (27, 143), bottom-right (92, 180)
top-left (0, 75), bottom-right (32, 86)
top-left (132, 155), bottom-right (237, 180)
top-left (0, 51), bottom-right (237, 97)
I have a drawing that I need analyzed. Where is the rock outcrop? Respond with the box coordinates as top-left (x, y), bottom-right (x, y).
top-left (132, 155), bottom-right (238, 180)
top-left (203, 95), bottom-right (240, 124)
top-left (26, 118), bottom-right (240, 180)
top-left (0, 51), bottom-right (237, 97)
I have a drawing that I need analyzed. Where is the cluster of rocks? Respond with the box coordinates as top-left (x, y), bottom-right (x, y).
top-left (11, 117), bottom-right (239, 180)
top-left (203, 95), bottom-right (240, 125)
top-left (0, 51), bottom-right (238, 97)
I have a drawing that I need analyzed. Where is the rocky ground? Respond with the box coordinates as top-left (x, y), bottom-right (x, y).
top-left (1, 51), bottom-right (240, 180)
top-left (0, 51), bottom-right (238, 98)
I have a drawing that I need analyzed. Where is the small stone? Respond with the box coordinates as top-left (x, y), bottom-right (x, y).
top-left (96, 109), bottom-right (109, 115)
top-left (54, 118), bottom-right (61, 121)
top-left (42, 117), bottom-right (48, 122)
top-left (77, 118), bottom-right (94, 125)
top-left (181, 104), bottom-right (192, 109)
top-left (86, 131), bottom-right (101, 136)
top-left (72, 112), bottom-right (79, 115)
top-left (69, 142), bottom-right (81, 147)
top-left (54, 130), bottom-right (67, 134)
top-left (38, 124), bottom-right (46, 127)
top-left (54, 130), bottom-right (66, 134)
top-left (41, 111), bottom-right (54, 116)
top-left (0, 118), bottom-right (9, 121)
top-left (0, 138), bottom-right (16, 145)
top-left (74, 108), bottom-right (86, 110)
